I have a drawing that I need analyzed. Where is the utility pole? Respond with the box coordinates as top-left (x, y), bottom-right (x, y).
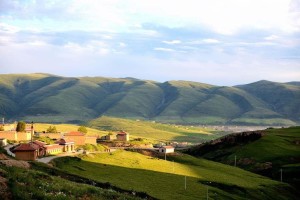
top-left (234, 155), bottom-right (237, 167)
top-left (31, 121), bottom-right (34, 143)
top-left (184, 176), bottom-right (187, 190)
top-left (280, 169), bottom-right (283, 182)
top-left (207, 186), bottom-right (209, 200)
top-left (165, 151), bottom-right (166, 161)
top-left (2, 118), bottom-right (4, 125)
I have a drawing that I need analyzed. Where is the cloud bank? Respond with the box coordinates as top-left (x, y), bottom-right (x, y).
top-left (0, 0), bottom-right (299, 85)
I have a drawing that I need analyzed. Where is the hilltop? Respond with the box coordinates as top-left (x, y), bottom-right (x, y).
top-left (0, 73), bottom-right (299, 125)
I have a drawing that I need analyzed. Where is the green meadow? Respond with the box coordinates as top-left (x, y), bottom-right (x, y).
top-left (33, 117), bottom-right (224, 143)
top-left (0, 162), bottom-right (143, 200)
top-left (88, 116), bottom-right (225, 143)
top-left (187, 126), bottom-right (300, 188)
top-left (53, 150), bottom-right (297, 200)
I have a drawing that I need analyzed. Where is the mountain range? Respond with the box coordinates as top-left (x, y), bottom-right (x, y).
top-left (0, 73), bottom-right (299, 125)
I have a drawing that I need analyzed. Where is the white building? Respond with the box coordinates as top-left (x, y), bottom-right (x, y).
top-left (0, 138), bottom-right (7, 147)
top-left (159, 146), bottom-right (174, 154)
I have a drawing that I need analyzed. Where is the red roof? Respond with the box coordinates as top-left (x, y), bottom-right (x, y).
top-left (117, 131), bottom-right (128, 135)
top-left (56, 138), bottom-right (74, 144)
top-left (13, 143), bottom-right (38, 152)
top-left (65, 131), bottom-right (85, 136)
top-left (33, 140), bottom-right (46, 147)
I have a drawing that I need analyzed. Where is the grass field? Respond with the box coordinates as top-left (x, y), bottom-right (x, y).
top-left (33, 117), bottom-right (224, 143)
top-left (53, 150), bottom-right (297, 200)
top-left (0, 161), bottom-right (143, 200)
top-left (187, 126), bottom-right (300, 188)
top-left (88, 116), bottom-right (226, 143)
top-left (232, 127), bottom-right (300, 163)
top-left (34, 123), bottom-right (107, 136)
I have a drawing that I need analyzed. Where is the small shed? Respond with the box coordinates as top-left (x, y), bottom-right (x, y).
top-left (116, 131), bottom-right (129, 141)
top-left (159, 146), bottom-right (175, 154)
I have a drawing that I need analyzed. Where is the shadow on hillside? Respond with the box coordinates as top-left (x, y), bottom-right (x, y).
top-left (47, 156), bottom-right (299, 200)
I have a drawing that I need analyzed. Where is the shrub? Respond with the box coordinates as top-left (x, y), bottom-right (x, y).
top-left (16, 121), bottom-right (26, 132)
top-left (78, 126), bottom-right (88, 133)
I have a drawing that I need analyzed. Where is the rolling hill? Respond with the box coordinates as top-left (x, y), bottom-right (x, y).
top-left (184, 126), bottom-right (300, 188)
top-left (0, 73), bottom-right (299, 125)
top-left (53, 150), bottom-right (299, 200)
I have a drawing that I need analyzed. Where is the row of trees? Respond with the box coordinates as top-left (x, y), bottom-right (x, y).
top-left (47, 125), bottom-right (88, 133)
top-left (12, 121), bottom-right (88, 134)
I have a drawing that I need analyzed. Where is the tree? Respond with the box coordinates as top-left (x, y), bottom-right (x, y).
top-left (47, 126), bottom-right (57, 133)
top-left (16, 121), bottom-right (26, 132)
top-left (0, 126), bottom-right (4, 131)
top-left (78, 126), bottom-right (87, 133)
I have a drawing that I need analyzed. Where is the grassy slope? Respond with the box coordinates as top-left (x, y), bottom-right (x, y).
top-left (53, 151), bottom-right (297, 200)
top-left (237, 80), bottom-right (300, 123)
top-left (0, 164), bottom-right (142, 200)
top-left (88, 116), bottom-right (225, 143)
top-left (0, 74), bottom-right (299, 125)
top-left (186, 127), bottom-right (300, 187)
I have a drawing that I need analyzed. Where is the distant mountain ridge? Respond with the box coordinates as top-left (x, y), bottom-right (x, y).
top-left (0, 73), bottom-right (299, 125)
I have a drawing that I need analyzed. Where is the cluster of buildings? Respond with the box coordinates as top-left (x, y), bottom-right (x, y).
top-left (0, 123), bottom-right (97, 161)
top-left (0, 122), bottom-right (176, 161)
top-left (99, 131), bottom-right (130, 141)
top-left (12, 138), bottom-right (75, 161)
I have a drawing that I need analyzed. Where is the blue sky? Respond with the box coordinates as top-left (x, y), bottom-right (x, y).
top-left (0, 0), bottom-right (299, 85)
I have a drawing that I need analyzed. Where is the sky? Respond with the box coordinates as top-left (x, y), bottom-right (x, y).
top-left (0, 0), bottom-right (299, 85)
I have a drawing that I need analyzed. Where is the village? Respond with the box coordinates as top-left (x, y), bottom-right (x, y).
top-left (0, 121), bottom-right (175, 161)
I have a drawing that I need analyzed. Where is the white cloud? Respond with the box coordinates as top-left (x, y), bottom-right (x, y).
top-left (0, 23), bottom-right (20, 33)
top-left (0, 0), bottom-right (299, 85)
top-left (202, 39), bottom-right (220, 44)
top-left (154, 47), bottom-right (176, 52)
top-left (264, 35), bottom-right (280, 40)
top-left (1, 0), bottom-right (298, 34)
top-left (163, 40), bottom-right (182, 44)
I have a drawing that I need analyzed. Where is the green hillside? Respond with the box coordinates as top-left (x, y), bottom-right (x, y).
top-left (53, 151), bottom-right (298, 200)
top-left (0, 146), bottom-right (149, 200)
top-left (0, 73), bottom-right (299, 125)
top-left (88, 116), bottom-right (224, 143)
top-left (185, 126), bottom-right (300, 188)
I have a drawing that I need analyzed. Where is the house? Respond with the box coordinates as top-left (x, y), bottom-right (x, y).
top-left (17, 132), bottom-right (32, 141)
top-left (100, 133), bottom-right (116, 141)
top-left (12, 143), bottom-right (39, 161)
top-left (64, 131), bottom-right (85, 145)
top-left (0, 130), bottom-right (31, 142)
top-left (159, 146), bottom-right (175, 154)
top-left (85, 136), bottom-right (97, 145)
top-left (56, 138), bottom-right (75, 152)
top-left (1, 124), bottom-right (15, 131)
top-left (0, 138), bottom-right (7, 147)
top-left (32, 140), bottom-right (47, 157)
top-left (44, 144), bottom-right (64, 155)
top-left (116, 131), bottom-right (129, 141)
top-left (0, 131), bottom-right (18, 141)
